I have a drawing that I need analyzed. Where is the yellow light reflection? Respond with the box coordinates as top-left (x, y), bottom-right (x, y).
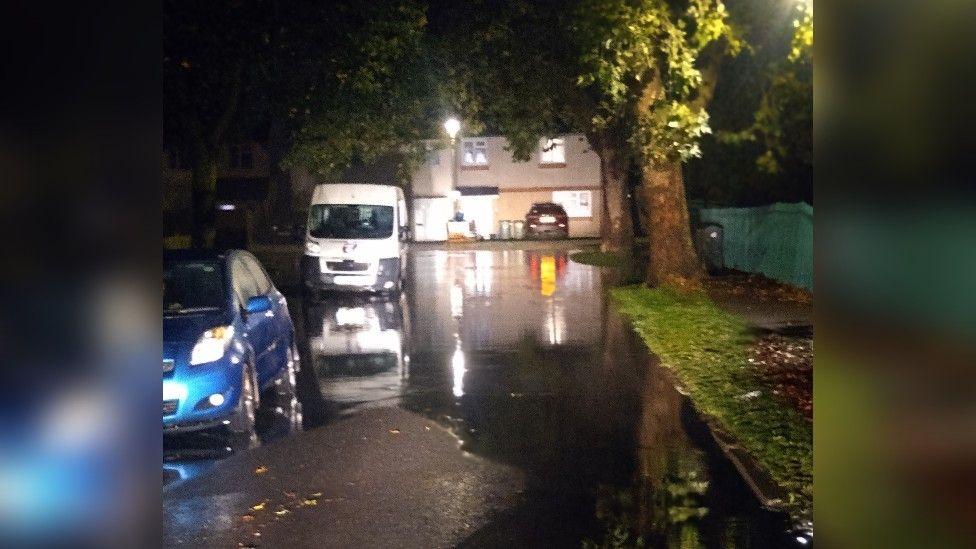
top-left (540, 255), bottom-right (556, 296)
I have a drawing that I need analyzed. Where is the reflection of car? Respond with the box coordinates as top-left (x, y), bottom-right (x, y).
top-left (301, 183), bottom-right (409, 298)
top-left (525, 202), bottom-right (569, 239)
top-left (308, 298), bottom-right (409, 407)
top-left (163, 250), bottom-right (297, 436)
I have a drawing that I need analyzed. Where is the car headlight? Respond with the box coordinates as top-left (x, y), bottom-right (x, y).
top-left (305, 240), bottom-right (321, 254)
top-left (189, 326), bottom-right (234, 365)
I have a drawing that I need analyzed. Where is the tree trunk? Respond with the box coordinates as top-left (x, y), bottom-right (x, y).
top-left (642, 160), bottom-right (701, 287)
top-left (599, 147), bottom-right (634, 254)
top-left (266, 117), bottom-right (293, 230)
top-left (190, 154), bottom-right (217, 248)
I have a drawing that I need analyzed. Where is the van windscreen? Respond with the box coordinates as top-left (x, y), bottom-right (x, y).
top-left (308, 204), bottom-right (394, 239)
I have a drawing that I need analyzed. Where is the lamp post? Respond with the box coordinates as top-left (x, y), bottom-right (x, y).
top-left (443, 117), bottom-right (461, 219)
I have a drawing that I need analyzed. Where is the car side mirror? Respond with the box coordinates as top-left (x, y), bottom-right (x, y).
top-left (245, 295), bottom-right (273, 315)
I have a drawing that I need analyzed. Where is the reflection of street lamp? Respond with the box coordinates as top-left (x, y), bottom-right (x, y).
top-left (444, 117), bottom-right (461, 218)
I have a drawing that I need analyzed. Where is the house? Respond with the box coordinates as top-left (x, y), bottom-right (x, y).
top-left (163, 143), bottom-right (276, 243)
top-left (410, 134), bottom-right (602, 240)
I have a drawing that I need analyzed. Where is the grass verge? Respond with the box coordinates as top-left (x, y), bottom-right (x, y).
top-left (570, 250), bottom-right (625, 268)
top-left (611, 285), bottom-right (812, 522)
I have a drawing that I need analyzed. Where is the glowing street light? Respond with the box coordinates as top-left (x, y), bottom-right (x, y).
top-left (443, 117), bottom-right (461, 143)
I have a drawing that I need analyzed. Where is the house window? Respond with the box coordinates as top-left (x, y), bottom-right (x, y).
top-left (229, 144), bottom-right (253, 169)
top-left (540, 138), bottom-right (566, 165)
top-left (462, 139), bottom-right (488, 166)
top-left (552, 190), bottom-right (592, 217)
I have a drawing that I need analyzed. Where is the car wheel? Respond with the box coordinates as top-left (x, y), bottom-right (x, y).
top-left (273, 342), bottom-right (298, 402)
top-left (230, 364), bottom-right (258, 437)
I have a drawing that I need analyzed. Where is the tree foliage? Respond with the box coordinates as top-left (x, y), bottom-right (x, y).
top-left (717, 2), bottom-right (812, 179)
top-left (279, 2), bottom-right (435, 179)
top-left (575, 0), bottom-right (742, 165)
top-left (164, 1), bottom-right (439, 243)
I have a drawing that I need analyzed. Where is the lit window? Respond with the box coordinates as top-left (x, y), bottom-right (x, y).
top-left (552, 190), bottom-right (592, 217)
top-left (540, 138), bottom-right (566, 164)
top-left (462, 139), bottom-right (488, 166)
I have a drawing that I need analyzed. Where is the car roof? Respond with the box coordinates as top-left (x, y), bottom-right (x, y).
top-left (163, 248), bottom-right (238, 263)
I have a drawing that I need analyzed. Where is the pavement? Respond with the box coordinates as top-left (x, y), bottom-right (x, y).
top-left (164, 243), bottom-right (799, 548)
top-left (706, 271), bottom-right (813, 333)
top-left (164, 408), bottom-right (523, 547)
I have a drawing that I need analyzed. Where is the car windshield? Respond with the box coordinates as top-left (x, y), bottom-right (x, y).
top-left (308, 204), bottom-right (394, 239)
top-left (163, 260), bottom-right (225, 314)
top-left (531, 203), bottom-right (565, 214)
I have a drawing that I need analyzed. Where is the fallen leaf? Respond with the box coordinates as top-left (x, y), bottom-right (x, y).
top-left (274, 508), bottom-right (290, 516)
top-left (303, 499), bottom-right (318, 506)
top-left (241, 514), bottom-right (255, 522)
top-left (283, 491), bottom-right (297, 498)
top-left (254, 466), bottom-right (268, 475)
top-left (251, 502), bottom-right (266, 511)
top-left (311, 492), bottom-right (322, 498)
top-left (389, 429), bottom-right (400, 434)
top-left (424, 425), bottom-right (431, 431)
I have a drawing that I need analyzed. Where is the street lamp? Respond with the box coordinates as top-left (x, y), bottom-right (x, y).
top-left (443, 117), bottom-right (461, 144)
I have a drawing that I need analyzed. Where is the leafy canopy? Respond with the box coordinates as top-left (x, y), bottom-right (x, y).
top-left (575, 0), bottom-right (742, 165)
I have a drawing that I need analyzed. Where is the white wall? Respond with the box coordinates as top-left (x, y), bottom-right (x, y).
top-left (410, 144), bottom-right (453, 197)
top-left (453, 134), bottom-right (600, 191)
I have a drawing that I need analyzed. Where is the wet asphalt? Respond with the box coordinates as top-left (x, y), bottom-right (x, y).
top-left (164, 245), bottom-right (799, 548)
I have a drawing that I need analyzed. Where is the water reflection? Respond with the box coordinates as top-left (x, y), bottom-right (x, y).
top-left (401, 248), bottom-right (795, 547)
top-left (451, 336), bottom-right (466, 398)
top-left (306, 296), bottom-right (411, 412)
top-left (163, 396), bottom-right (303, 487)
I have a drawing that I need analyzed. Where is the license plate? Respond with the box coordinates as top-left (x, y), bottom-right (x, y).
top-left (539, 215), bottom-right (556, 223)
top-left (335, 306), bottom-right (368, 326)
top-left (333, 275), bottom-right (373, 286)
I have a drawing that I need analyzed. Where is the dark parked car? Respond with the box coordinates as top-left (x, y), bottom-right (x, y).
top-left (525, 202), bottom-right (569, 239)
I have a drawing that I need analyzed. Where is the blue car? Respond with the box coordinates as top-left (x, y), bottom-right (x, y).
top-left (163, 249), bottom-right (298, 435)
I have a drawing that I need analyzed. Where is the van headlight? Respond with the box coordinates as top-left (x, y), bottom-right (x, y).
top-left (190, 326), bottom-right (235, 365)
top-left (305, 240), bottom-right (321, 255)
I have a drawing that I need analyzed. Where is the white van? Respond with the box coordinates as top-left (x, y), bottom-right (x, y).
top-left (300, 183), bottom-right (408, 297)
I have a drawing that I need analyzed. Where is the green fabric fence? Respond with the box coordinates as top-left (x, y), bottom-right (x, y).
top-left (697, 202), bottom-right (813, 290)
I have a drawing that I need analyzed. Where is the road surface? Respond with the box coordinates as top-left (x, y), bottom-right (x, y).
top-left (164, 244), bottom-right (796, 547)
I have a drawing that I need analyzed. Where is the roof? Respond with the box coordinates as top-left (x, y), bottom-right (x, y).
top-left (163, 249), bottom-right (234, 263)
top-left (457, 186), bottom-right (499, 196)
top-left (311, 183), bottom-right (404, 206)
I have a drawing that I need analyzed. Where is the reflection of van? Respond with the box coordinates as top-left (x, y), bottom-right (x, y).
top-left (308, 298), bottom-right (410, 407)
top-left (300, 184), bottom-right (408, 298)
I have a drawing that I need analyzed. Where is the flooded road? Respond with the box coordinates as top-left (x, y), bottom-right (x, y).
top-left (165, 245), bottom-right (798, 547)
